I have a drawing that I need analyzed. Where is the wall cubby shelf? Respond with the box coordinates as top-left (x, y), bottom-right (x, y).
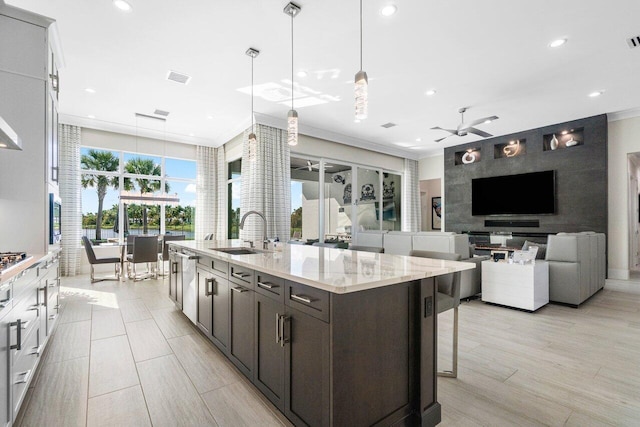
top-left (454, 148), bottom-right (481, 165)
top-left (494, 139), bottom-right (526, 159)
top-left (543, 128), bottom-right (584, 151)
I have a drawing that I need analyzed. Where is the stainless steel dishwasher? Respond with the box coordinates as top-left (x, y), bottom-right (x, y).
top-left (168, 247), bottom-right (198, 324)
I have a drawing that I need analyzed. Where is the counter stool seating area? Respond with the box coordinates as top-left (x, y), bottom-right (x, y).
top-left (81, 236), bottom-right (121, 283)
top-left (356, 230), bottom-right (488, 299)
top-left (410, 249), bottom-right (462, 378)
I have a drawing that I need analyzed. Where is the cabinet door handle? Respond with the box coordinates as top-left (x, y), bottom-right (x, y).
top-left (206, 278), bottom-right (215, 296)
top-left (231, 272), bottom-right (249, 279)
top-left (231, 286), bottom-right (248, 293)
top-left (0, 298), bottom-right (13, 308)
top-left (275, 313), bottom-right (281, 344)
top-left (14, 370), bottom-right (32, 385)
top-left (39, 285), bottom-right (48, 304)
top-left (171, 262), bottom-right (178, 274)
top-left (258, 281), bottom-right (277, 290)
top-left (10, 319), bottom-right (22, 350)
top-left (279, 315), bottom-right (289, 347)
top-left (290, 294), bottom-right (313, 304)
top-left (29, 345), bottom-right (43, 357)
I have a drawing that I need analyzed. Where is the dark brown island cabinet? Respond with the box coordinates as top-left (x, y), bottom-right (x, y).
top-left (169, 243), bottom-right (458, 427)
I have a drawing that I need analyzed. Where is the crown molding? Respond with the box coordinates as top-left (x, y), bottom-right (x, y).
top-left (608, 107), bottom-right (640, 122)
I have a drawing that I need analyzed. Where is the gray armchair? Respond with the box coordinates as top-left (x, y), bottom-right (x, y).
top-left (126, 235), bottom-right (159, 281)
top-left (82, 236), bottom-right (121, 283)
top-left (545, 232), bottom-right (605, 306)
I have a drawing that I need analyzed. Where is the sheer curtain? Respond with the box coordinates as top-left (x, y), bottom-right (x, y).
top-left (59, 124), bottom-right (82, 276)
top-left (196, 146), bottom-right (226, 240)
top-left (240, 124), bottom-right (291, 243)
top-left (402, 158), bottom-right (421, 232)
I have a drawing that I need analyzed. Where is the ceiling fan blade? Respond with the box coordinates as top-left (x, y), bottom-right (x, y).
top-left (462, 115), bottom-right (499, 129)
top-left (466, 127), bottom-right (493, 138)
top-left (435, 135), bottom-right (452, 143)
top-left (431, 126), bottom-right (457, 134)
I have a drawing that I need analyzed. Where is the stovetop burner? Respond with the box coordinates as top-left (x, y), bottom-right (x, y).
top-left (0, 252), bottom-right (29, 275)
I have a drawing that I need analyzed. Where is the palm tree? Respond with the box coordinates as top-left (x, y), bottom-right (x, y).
top-left (124, 157), bottom-right (170, 234)
top-left (81, 150), bottom-right (119, 240)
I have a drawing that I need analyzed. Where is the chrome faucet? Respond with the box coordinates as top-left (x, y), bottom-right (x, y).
top-left (239, 210), bottom-right (268, 250)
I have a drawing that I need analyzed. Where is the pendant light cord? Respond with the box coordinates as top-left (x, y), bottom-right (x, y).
top-left (251, 55), bottom-right (254, 132)
top-left (359, 0), bottom-right (363, 70)
top-left (291, 13), bottom-right (294, 111)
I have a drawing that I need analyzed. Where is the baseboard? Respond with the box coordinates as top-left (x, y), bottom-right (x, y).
top-left (604, 279), bottom-right (640, 294)
top-left (607, 268), bottom-right (629, 280)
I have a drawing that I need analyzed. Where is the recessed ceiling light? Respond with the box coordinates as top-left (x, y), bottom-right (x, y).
top-left (113, 0), bottom-right (132, 12)
top-left (425, 89), bottom-right (436, 96)
top-left (0, 143), bottom-right (7, 148)
top-left (409, 146), bottom-right (422, 150)
top-left (85, 88), bottom-right (96, 94)
top-left (549, 38), bottom-right (567, 48)
top-left (206, 115), bottom-right (214, 120)
top-left (354, 119), bottom-right (361, 123)
top-left (589, 90), bottom-right (604, 97)
top-left (189, 133), bottom-right (195, 137)
top-left (87, 115), bottom-right (96, 119)
top-left (380, 4), bottom-right (397, 16)
top-left (416, 138), bottom-right (422, 142)
top-left (561, 130), bottom-right (568, 135)
top-left (297, 70), bottom-right (308, 78)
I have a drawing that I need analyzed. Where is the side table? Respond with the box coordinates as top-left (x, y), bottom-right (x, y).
top-left (481, 260), bottom-right (549, 311)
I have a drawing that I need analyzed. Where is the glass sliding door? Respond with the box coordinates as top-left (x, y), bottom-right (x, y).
top-left (381, 172), bottom-right (402, 231)
top-left (323, 161), bottom-right (353, 243)
top-left (290, 157), bottom-right (321, 241)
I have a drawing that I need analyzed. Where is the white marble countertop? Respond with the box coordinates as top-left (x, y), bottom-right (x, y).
top-left (169, 240), bottom-right (475, 294)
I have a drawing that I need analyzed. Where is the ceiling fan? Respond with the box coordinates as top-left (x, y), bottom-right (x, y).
top-left (431, 108), bottom-right (499, 142)
top-left (293, 160), bottom-right (333, 171)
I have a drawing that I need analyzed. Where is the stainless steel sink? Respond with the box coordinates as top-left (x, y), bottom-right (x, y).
top-left (211, 247), bottom-right (261, 255)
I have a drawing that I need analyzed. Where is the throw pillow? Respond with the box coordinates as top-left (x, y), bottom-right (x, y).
top-left (522, 240), bottom-right (547, 259)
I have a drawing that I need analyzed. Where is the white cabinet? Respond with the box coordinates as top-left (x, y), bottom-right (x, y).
top-left (0, 4), bottom-right (60, 255)
top-left (481, 260), bottom-right (549, 311)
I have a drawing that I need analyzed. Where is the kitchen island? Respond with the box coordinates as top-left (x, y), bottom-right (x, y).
top-left (168, 240), bottom-right (474, 427)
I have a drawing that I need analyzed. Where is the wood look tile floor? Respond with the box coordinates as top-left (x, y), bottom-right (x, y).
top-left (15, 274), bottom-right (640, 426)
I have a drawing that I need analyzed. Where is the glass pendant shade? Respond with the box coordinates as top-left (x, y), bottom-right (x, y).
top-left (287, 109), bottom-right (298, 146)
top-left (355, 70), bottom-right (368, 120)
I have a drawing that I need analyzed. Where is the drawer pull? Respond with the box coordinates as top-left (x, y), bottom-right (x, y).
top-left (231, 286), bottom-right (248, 293)
top-left (10, 319), bottom-right (22, 350)
top-left (15, 370), bottom-right (32, 385)
top-left (0, 298), bottom-right (13, 308)
top-left (29, 345), bottom-right (43, 356)
top-left (206, 277), bottom-right (216, 296)
top-left (49, 314), bottom-right (57, 321)
top-left (257, 281), bottom-right (277, 290)
top-left (290, 294), bottom-right (313, 304)
top-left (231, 272), bottom-right (250, 279)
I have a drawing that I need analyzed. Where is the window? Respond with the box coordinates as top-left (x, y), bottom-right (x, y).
top-left (81, 147), bottom-right (196, 242)
top-left (228, 158), bottom-right (242, 239)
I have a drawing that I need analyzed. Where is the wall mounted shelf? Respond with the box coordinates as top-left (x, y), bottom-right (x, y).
top-left (454, 147), bottom-right (481, 165)
top-left (543, 128), bottom-right (584, 151)
top-left (494, 139), bottom-right (526, 159)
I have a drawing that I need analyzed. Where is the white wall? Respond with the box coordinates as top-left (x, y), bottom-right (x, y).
top-left (418, 154), bottom-right (444, 229)
top-left (608, 115), bottom-right (640, 280)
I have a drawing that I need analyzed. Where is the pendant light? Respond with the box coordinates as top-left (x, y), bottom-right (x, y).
top-left (246, 47), bottom-right (260, 162)
top-left (283, 2), bottom-right (301, 146)
top-left (355, 0), bottom-right (368, 120)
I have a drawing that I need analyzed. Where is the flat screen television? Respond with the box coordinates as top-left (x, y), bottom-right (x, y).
top-left (472, 170), bottom-right (556, 215)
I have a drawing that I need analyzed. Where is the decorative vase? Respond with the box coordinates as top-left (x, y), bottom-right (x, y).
top-left (566, 138), bottom-right (578, 147)
top-left (550, 134), bottom-right (558, 150)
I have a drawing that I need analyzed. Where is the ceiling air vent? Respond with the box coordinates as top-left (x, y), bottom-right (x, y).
top-left (628, 35), bottom-right (640, 49)
top-left (166, 70), bottom-right (191, 85)
top-left (154, 109), bottom-right (170, 117)
top-left (381, 122), bottom-right (397, 128)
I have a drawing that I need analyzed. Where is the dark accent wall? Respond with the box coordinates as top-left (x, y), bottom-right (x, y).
top-left (444, 114), bottom-right (607, 235)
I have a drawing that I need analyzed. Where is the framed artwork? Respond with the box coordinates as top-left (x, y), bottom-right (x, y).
top-left (432, 197), bottom-right (442, 230)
